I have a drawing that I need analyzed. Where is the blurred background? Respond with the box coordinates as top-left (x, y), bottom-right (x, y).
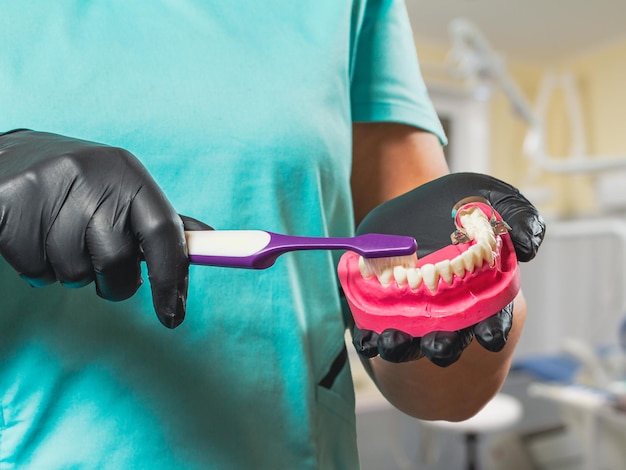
top-left (352, 1), bottom-right (626, 469)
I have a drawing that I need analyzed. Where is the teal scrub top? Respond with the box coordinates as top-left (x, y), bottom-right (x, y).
top-left (0, 1), bottom-right (445, 468)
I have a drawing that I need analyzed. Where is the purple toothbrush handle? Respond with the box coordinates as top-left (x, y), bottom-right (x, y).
top-left (188, 232), bottom-right (416, 269)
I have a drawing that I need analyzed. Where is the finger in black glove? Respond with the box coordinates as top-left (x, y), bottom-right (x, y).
top-left (420, 327), bottom-right (474, 367)
top-left (473, 301), bottom-right (514, 352)
top-left (0, 129), bottom-right (190, 328)
top-left (352, 325), bottom-right (424, 363)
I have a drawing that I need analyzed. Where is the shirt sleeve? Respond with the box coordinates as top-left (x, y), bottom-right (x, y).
top-left (350, 0), bottom-right (447, 145)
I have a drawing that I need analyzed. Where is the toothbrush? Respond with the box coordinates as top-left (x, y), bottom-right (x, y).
top-left (184, 230), bottom-right (417, 269)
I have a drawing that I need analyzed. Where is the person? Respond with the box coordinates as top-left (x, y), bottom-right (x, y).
top-left (0, 1), bottom-right (545, 468)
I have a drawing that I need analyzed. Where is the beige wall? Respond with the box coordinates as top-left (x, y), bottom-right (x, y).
top-left (569, 40), bottom-right (626, 157)
top-left (417, 38), bottom-right (626, 217)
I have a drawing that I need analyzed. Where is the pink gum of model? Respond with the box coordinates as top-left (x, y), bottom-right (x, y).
top-left (337, 203), bottom-right (520, 337)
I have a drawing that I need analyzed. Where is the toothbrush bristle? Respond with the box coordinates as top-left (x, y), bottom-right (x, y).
top-left (360, 253), bottom-right (418, 279)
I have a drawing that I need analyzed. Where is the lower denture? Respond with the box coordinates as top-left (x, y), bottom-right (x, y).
top-left (338, 204), bottom-right (520, 337)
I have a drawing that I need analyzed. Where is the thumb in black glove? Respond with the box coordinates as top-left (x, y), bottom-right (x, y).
top-left (351, 172), bottom-right (545, 366)
top-left (0, 129), bottom-right (197, 328)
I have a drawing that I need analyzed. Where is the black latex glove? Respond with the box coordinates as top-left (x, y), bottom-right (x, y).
top-left (352, 172), bottom-right (546, 366)
top-left (0, 129), bottom-right (195, 328)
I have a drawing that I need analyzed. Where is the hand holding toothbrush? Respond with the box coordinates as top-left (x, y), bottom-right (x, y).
top-left (0, 129), bottom-right (191, 328)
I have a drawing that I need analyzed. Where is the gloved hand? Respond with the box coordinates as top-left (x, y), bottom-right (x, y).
top-left (0, 129), bottom-right (194, 328)
top-left (351, 172), bottom-right (546, 366)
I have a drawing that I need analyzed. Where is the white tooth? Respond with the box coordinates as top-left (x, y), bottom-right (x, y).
top-left (479, 241), bottom-right (495, 266)
top-left (450, 255), bottom-right (466, 278)
top-left (435, 260), bottom-right (453, 285)
top-left (471, 245), bottom-right (484, 268)
top-left (422, 264), bottom-right (439, 292)
top-left (393, 266), bottom-right (408, 286)
top-left (459, 213), bottom-right (475, 236)
top-left (359, 256), bottom-right (374, 278)
top-left (377, 267), bottom-right (394, 286)
top-left (485, 232), bottom-right (497, 250)
top-left (451, 206), bottom-right (502, 275)
top-left (460, 208), bottom-right (494, 240)
top-left (406, 268), bottom-right (423, 290)
top-left (461, 250), bottom-right (476, 273)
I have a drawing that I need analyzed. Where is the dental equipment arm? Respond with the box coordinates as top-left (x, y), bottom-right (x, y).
top-left (350, 122), bottom-right (545, 420)
top-left (448, 18), bottom-right (626, 174)
top-left (0, 129), bottom-right (190, 328)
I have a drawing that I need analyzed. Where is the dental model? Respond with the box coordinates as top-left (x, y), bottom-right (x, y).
top-left (337, 200), bottom-right (520, 337)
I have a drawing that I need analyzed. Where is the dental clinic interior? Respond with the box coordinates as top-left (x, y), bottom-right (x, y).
top-left (353, 2), bottom-right (626, 469)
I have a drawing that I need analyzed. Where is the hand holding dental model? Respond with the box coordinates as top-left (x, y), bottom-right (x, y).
top-left (341, 172), bottom-right (545, 366)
